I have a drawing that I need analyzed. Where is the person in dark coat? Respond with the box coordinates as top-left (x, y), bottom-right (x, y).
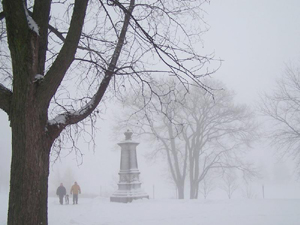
top-left (56, 183), bottom-right (67, 205)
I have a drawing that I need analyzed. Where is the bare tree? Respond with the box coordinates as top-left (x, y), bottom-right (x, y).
top-left (199, 172), bottom-right (216, 199)
top-left (260, 64), bottom-right (300, 176)
top-left (118, 78), bottom-right (257, 199)
top-left (0, 1), bottom-right (214, 224)
top-left (115, 78), bottom-right (193, 198)
top-left (221, 170), bottom-right (239, 199)
top-left (242, 180), bottom-right (256, 199)
top-left (119, 79), bottom-right (189, 199)
top-left (180, 79), bottom-right (256, 199)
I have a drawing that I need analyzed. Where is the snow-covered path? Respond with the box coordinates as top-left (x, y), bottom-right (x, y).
top-left (48, 197), bottom-right (300, 225)
top-left (1, 194), bottom-right (300, 225)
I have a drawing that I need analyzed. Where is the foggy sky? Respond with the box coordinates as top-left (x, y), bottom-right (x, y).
top-left (1, 0), bottom-right (300, 198)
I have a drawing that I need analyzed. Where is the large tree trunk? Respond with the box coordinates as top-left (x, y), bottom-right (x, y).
top-left (8, 102), bottom-right (52, 225)
top-left (4, 0), bottom-right (53, 222)
top-left (3, 0), bottom-right (88, 223)
top-left (190, 181), bottom-right (199, 199)
top-left (177, 181), bottom-right (185, 199)
top-left (5, 6), bottom-right (52, 221)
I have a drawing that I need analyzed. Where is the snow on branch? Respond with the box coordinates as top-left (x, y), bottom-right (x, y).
top-left (0, 83), bottom-right (12, 114)
top-left (48, 114), bottom-right (67, 126)
top-left (23, 3), bottom-right (39, 35)
top-left (48, 96), bottom-right (96, 127)
top-left (34, 74), bottom-right (44, 82)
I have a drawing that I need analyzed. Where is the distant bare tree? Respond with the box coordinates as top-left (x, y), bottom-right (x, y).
top-left (242, 180), bottom-right (256, 199)
top-left (181, 80), bottom-right (257, 199)
top-left (221, 170), bottom-right (239, 199)
top-left (120, 79), bottom-right (188, 199)
top-left (260, 64), bottom-right (300, 176)
top-left (199, 172), bottom-right (216, 199)
top-left (118, 78), bottom-right (257, 199)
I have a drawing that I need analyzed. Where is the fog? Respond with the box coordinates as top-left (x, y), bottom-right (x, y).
top-left (1, 0), bottom-right (300, 202)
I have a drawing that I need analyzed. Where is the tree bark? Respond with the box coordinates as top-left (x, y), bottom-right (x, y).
top-left (177, 182), bottom-right (185, 199)
top-left (2, 1), bottom-right (88, 224)
top-left (190, 181), bottom-right (199, 199)
top-left (8, 112), bottom-right (52, 224)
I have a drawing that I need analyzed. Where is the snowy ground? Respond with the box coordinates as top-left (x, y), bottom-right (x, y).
top-left (1, 194), bottom-right (300, 225)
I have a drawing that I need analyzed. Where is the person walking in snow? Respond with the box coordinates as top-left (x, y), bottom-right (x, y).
top-left (56, 183), bottom-right (67, 205)
top-left (70, 181), bottom-right (81, 204)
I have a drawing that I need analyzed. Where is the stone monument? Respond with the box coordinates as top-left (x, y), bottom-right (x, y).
top-left (110, 130), bottom-right (149, 203)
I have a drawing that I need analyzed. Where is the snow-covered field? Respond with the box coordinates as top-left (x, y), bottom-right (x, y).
top-left (1, 194), bottom-right (300, 225)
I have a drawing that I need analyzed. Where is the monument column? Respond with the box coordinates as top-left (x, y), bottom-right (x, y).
top-left (110, 130), bottom-right (149, 203)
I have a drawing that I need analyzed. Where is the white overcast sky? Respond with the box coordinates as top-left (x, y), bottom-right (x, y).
top-left (203, 0), bottom-right (300, 104)
top-left (1, 0), bottom-right (300, 196)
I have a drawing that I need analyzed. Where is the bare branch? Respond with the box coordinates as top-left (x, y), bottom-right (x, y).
top-left (260, 63), bottom-right (300, 175)
top-left (0, 83), bottom-right (12, 114)
top-left (38, 0), bottom-right (89, 108)
top-left (117, 78), bottom-right (257, 199)
top-left (47, 0), bottom-right (136, 139)
top-left (0, 11), bottom-right (5, 20)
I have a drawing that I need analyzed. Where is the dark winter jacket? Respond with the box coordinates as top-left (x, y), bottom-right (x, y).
top-left (56, 185), bottom-right (67, 197)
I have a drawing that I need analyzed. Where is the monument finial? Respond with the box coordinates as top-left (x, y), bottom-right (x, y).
top-left (124, 130), bottom-right (133, 140)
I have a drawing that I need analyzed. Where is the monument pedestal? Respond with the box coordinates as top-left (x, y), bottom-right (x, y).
top-left (110, 130), bottom-right (149, 203)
